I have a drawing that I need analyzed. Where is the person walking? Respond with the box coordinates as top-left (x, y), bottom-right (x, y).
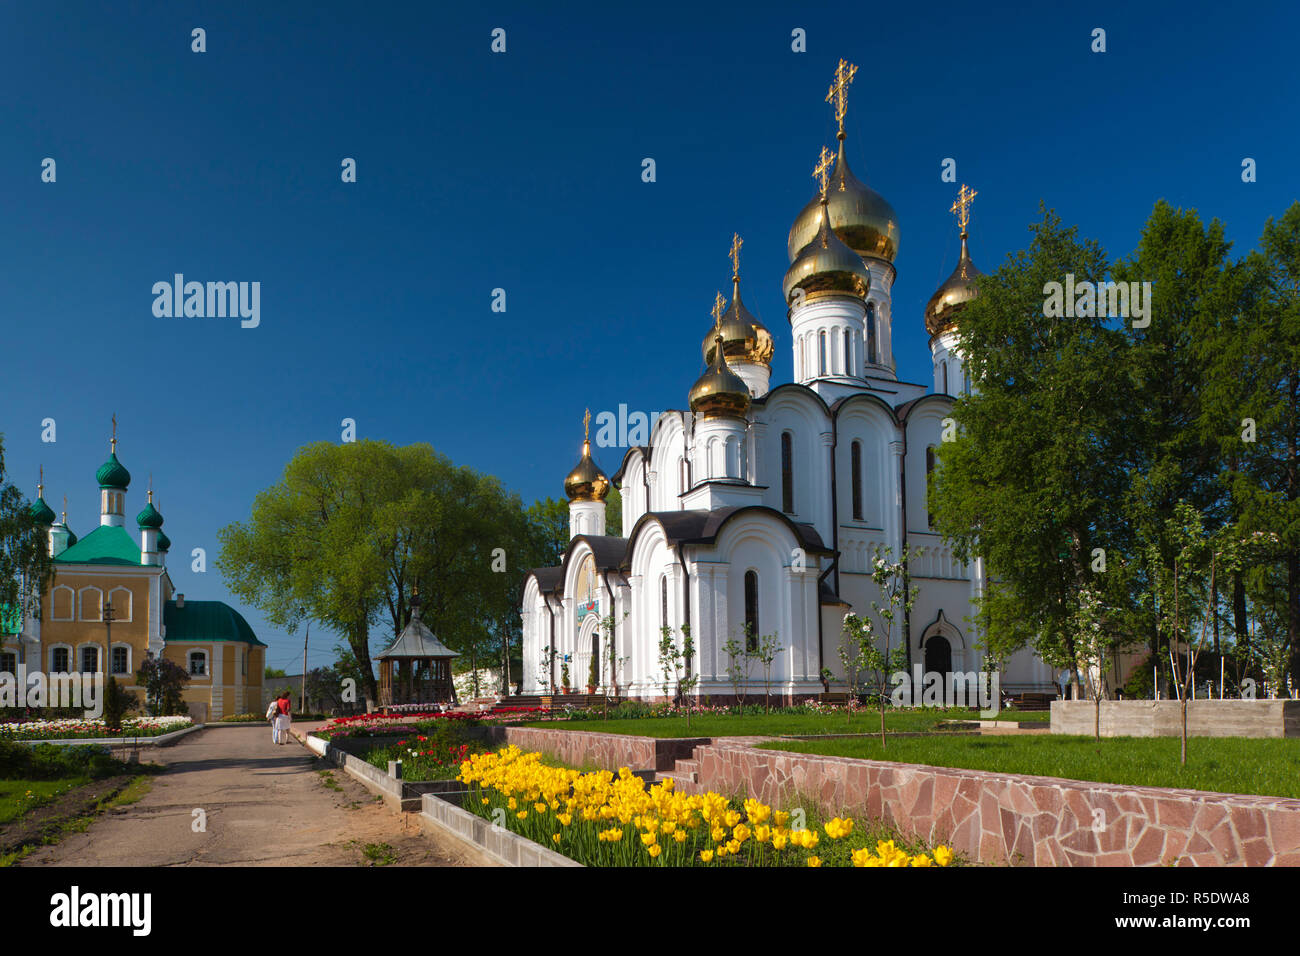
top-left (271, 691), bottom-right (292, 744)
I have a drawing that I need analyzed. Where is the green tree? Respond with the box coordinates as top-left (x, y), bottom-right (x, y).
top-left (1198, 204), bottom-right (1300, 682)
top-left (0, 437), bottom-right (55, 668)
top-left (930, 207), bottom-right (1132, 686)
top-left (217, 441), bottom-right (531, 704)
top-left (136, 657), bottom-right (191, 716)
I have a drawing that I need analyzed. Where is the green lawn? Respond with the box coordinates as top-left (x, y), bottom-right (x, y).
top-left (757, 735), bottom-right (1300, 798)
top-left (0, 779), bottom-right (88, 825)
top-left (521, 708), bottom-right (1046, 739)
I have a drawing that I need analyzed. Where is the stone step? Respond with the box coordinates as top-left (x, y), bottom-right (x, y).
top-left (654, 769), bottom-right (698, 785)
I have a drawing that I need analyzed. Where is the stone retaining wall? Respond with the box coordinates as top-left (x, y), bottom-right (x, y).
top-left (693, 742), bottom-right (1300, 866)
top-left (488, 726), bottom-right (707, 772)
top-left (1051, 699), bottom-right (1300, 738)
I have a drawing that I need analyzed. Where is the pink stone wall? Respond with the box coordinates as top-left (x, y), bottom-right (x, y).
top-left (693, 743), bottom-right (1300, 866)
top-left (493, 726), bottom-right (706, 772)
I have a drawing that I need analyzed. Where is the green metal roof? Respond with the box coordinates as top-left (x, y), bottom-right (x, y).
top-left (1, 603), bottom-right (21, 636)
top-left (164, 600), bottom-right (266, 647)
top-left (29, 497), bottom-right (56, 525)
top-left (55, 525), bottom-right (142, 566)
top-left (96, 453), bottom-right (131, 490)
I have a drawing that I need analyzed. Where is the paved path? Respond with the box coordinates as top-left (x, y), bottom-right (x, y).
top-left (23, 723), bottom-right (479, 867)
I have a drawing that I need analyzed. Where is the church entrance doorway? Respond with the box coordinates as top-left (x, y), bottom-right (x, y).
top-left (924, 635), bottom-right (952, 678)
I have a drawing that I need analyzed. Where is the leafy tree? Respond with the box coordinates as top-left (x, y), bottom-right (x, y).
top-left (722, 631), bottom-right (752, 712)
top-left (0, 438), bottom-right (55, 668)
top-left (217, 441), bottom-right (531, 704)
top-left (136, 657), bottom-right (191, 716)
top-left (930, 207), bottom-right (1132, 688)
top-left (752, 632), bottom-right (784, 714)
top-left (264, 667), bottom-right (288, 679)
top-left (1198, 204), bottom-right (1300, 681)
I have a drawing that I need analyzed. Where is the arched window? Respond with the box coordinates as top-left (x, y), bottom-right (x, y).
top-left (926, 446), bottom-right (937, 529)
top-left (851, 440), bottom-right (863, 521)
top-left (744, 570), bottom-right (759, 652)
top-left (867, 304), bottom-right (878, 365)
top-left (843, 329), bottom-right (852, 375)
top-left (189, 651), bottom-right (208, 676)
top-left (679, 456), bottom-right (688, 495)
top-left (780, 432), bottom-right (794, 514)
top-left (818, 331), bottom-right (827, 376)
top-left (798, 337), bottom-right (806, 379)
top-left (942, 362), bottom-right (949, 395)
top-left (111, 645), bottom-right (129, 675)
top-left (51, 647), bottom-right (70, 673)
top-left (80, 646), bottom-right (99, 674)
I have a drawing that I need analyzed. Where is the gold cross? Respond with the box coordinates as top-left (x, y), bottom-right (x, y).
top-left (729, 233), bottom-right (743, 279)
top-left (951, 183), bottom-right (978, 235)
top-left (62, 495), bottom-right (68, 523)
top-left (825, 58), bottom-right (858, 133)
top-left (110, 413), bottom-right (117, 452)
top-left (812, 145), bottom-right (834, 199)
top-left (38, 464), bottom-right (43, 497)
top-left (583, 408), bottom-right (591, 441)
top-left (712, 291), bottom-right (726, 327)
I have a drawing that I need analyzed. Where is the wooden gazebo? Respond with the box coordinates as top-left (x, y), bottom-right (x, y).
top-left (376, 596), bottom-right (459, 707)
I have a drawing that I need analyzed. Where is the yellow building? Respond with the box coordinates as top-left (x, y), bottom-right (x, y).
top-left (1, 431), bottom-right (264, 721)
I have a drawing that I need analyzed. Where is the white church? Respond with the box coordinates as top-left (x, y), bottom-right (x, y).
top-left (520, 60), bottom-right (1055, 703)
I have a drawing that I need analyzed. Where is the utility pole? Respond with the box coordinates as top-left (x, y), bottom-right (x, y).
top-left (300, 621), bottom-right (310, 716)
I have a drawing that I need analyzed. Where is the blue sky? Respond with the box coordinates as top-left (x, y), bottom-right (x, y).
top-left (2, 0), bottom-right (1296, 671)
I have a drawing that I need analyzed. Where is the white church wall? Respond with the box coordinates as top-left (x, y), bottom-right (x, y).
top-left (647, 413), bottom-right (687, 512)
top-left (758, 390), bottom-right (832, 543)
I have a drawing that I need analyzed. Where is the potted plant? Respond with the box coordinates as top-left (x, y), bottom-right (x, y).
top-left (561, 660), bottom-right (572, 695)
top-left (587, 654), bottom-right (599, 695)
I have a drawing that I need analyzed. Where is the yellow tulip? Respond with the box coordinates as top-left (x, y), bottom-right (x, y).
top-left (806, 856), bottom-right (822, 867)
top-left (933, 846), bottom-right (954, 867)
top-left (700, 849), bottom-right (714, 863)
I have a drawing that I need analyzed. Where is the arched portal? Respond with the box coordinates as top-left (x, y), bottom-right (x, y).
top-left (924, 635), bottom-right (952, 677)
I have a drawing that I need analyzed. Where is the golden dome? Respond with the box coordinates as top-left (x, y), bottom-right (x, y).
top-left (787, 134), bottom-right (899, 264)
top-left (564, 438), bottom-right (609, 502)
top-left (782, 197), bottom-right (871, 305)
top-left (690, 332), bottom-right (751, 420)
top-left (924, 231), bottom-right (981, 337)
top-left (702, 278), bottom-right (774, 368)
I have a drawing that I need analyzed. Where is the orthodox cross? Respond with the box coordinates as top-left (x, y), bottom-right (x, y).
top-left (110, 413), bottom-right (118, 453)
top-left (729, 232), bottom-right (743, 280)
top-left (951, 184), bottom-right (978, 236)
top-left (62, 495), bottom-right (68, 524)
top-left (813, 145), bottom-right (835, 200)
top-left (712, 291), bottom-right (726, 327)
top-left (583, 408), bottom-right (591, 442)
top-left (37, 464), bottom-right (44, 498)
top-left (825, 58), bottom-right (858, 134)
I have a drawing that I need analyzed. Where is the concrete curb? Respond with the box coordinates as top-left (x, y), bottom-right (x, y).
top-left (419, 792), bottom-right (582, 867)
top-left (8, 722), bottom-right (204, 748)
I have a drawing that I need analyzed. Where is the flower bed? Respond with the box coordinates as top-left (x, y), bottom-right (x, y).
top-left (0, 716), bottom-right (193, 741)
top-left (457, 745), bottom-right (956, 868)
top-left (314, 706), bottom-right (549, 740)
top-left (362, 720), bottom-right (487, 781)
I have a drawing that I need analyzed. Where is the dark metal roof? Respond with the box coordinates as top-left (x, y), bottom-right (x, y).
top-left (525, 566), bottom-right (565, 593)
top-left (630, 506), bottom-right (831, 556)
top-left (376, 611), bottom-right (458, 660)
top-left (609, 446), bottom-right (648, 486)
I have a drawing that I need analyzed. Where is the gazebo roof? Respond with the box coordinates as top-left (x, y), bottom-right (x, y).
top-left (376, 608), bottom-right (459, 660)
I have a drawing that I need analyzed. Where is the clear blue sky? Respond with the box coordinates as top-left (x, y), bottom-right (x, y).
top-left (2, 1), bottom-right (1295, 672)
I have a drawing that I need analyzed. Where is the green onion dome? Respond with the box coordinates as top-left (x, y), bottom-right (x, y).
top-left (136, 500), bottom-right (164, 529)
top-left (96, 453), bottom-right (131, 490)
top-left (30, 496), bottom-right (56, 526)
top-left (157, 530), bottom-right (171, 552)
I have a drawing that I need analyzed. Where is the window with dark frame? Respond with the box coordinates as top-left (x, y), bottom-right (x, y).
top-left (80, 646), bottom-right (98, 674)
top-left (111, 645), bottom-right (128, 675)
top-left (926, 446), bottom-right (937, 529)
top-left (744, 570), bottom-right (759, 652)
top-left (781, 432), bottom-right (794, 513)
top-left (851, 440), bottom-right (864, 520)
top-left (52, 647), bottom-right (69, 673)
top-left (867, 304), bottom-right (878, 365)
top-left (189, 652), bottom-right (206, 676)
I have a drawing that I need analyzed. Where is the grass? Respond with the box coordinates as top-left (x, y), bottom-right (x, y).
top-left (0, 773), bottom-right (154, 866)
top-left (521, 707), bottom-right (1045, 739)
top-left (757, 734), bottom-right (1300, 798)
top-left (0, 779), bottom-right (88, 824)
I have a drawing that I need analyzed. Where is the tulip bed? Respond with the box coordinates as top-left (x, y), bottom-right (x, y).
top-left (0, 716), bottom-right (192, 741)
top-left (458, 746), bottom-right (956, 867)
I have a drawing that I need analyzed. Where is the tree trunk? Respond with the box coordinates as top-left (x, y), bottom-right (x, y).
top-left (1095, 694), bottom-right (1100, 742)
top-left (1180, 697), bottom-right (1188, 765)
